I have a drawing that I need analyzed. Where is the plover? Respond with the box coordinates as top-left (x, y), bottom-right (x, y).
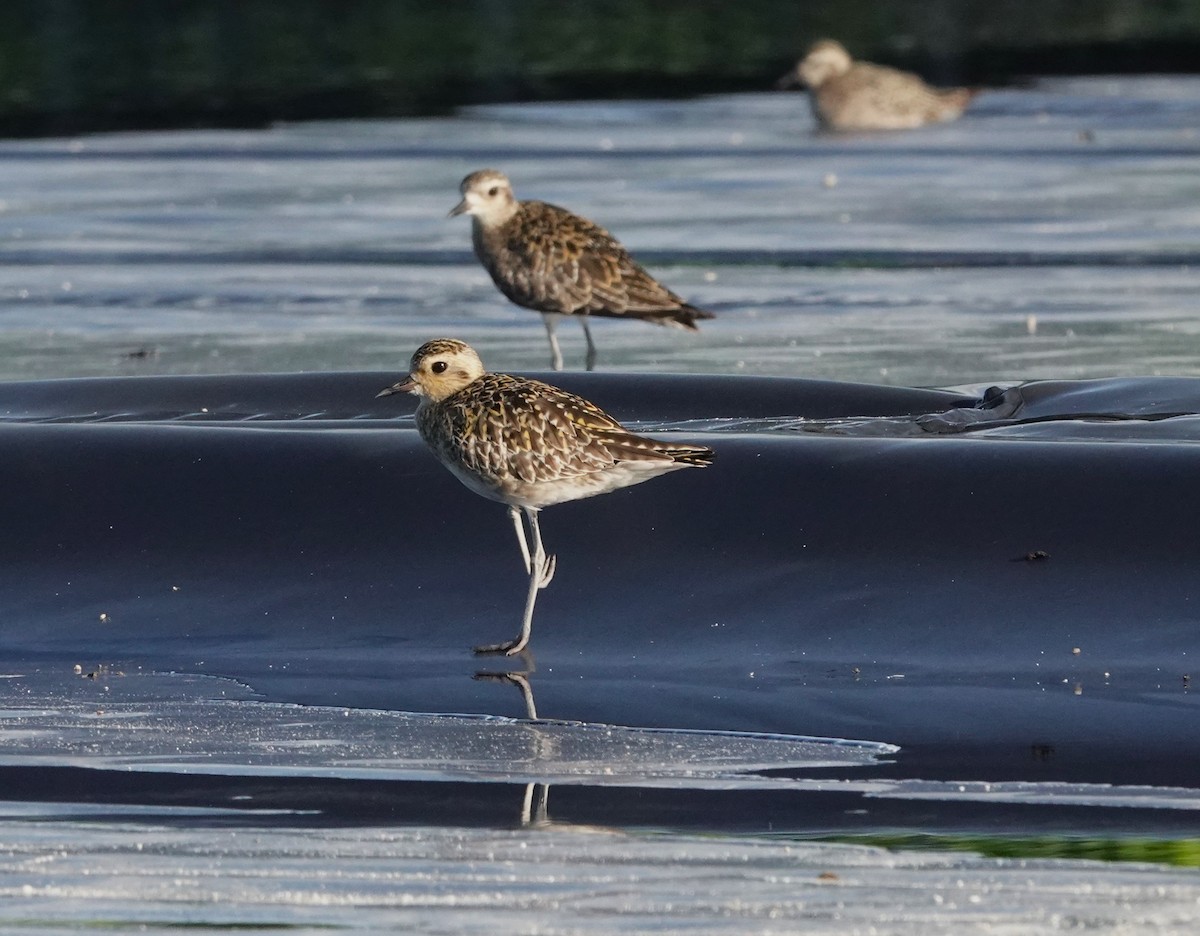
top-left (377, 338), bottom-right (714, 655)
top-left (450, 170), bottom-right (714, 371)
top-left (779, 40), bottom-right (976, 131)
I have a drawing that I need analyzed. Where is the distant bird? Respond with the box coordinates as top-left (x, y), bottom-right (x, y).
top-left (450, 169), bottom-right (714, 371)
top-left (377, 338), bottom-right (714, 655)
top-left (778, 39), bottom-right (976, 131)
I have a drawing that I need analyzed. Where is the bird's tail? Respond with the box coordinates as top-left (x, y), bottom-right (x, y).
top-left (654, 304), bottom-right (716, 331)
top-left (941, 86), bottom-right (980, 110)
top-left (668, 444), bottom-right (715, 468)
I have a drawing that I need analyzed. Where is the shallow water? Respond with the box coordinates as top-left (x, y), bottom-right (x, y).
top-left (1, 77), bottom-right (1199, 384)
top-left (2, 77), bottom-right (1200, 930)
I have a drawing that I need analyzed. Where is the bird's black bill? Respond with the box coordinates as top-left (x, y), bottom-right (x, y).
top-left (448, 199), bottom-right (469, 218)
top-left (376, 376), bottom-right (416, 398)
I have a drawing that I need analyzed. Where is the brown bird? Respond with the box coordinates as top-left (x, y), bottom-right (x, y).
top-left (377, 338), bottom-right (714, 655)
top-left (450, 169), bottom-right (714, 371)
top-left (779, 40), bottom-right (977, 131)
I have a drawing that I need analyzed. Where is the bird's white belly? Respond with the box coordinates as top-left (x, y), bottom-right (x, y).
top-left (444, 460), bottom-right (682, 510)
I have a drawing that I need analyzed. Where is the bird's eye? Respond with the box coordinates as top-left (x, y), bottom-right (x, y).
top-left (487, 186), bottom-right (499, 197)
top-left (431, 360), bottom-right (448, 374)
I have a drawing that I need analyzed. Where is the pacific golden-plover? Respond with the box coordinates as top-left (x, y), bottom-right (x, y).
top-left (779, 40), bottom-right (976, 131)
top-left (377, 338), bottom-right (714, 655)
top-left (450, 169), bottom-right (714, 371)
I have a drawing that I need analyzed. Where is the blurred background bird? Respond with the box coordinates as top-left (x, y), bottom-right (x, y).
top-left (779, 39), bottom-right (978, 131)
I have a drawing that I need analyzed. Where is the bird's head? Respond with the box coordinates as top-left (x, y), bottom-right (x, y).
top-left (376, 338), bottom-right (486, 403)
top-left (794, 39), bottom-right (853, 88)
top-left (449, 169), bottom-right (519, 226)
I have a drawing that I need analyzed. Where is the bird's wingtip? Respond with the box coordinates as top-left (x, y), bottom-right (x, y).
top-left (676, 305), bottom-right (716, 330)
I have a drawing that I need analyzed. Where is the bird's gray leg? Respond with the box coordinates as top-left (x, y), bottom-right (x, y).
top-left (475, 508), bottom-right (556, 656)
top-left (527, 507), bottom-right (556, 590)
top-left (580, 317), bottom-right (597, 371)
top-left (541, 313), bottom-right (565, 371)
top-left (509, 505), bottom-right (531, 574)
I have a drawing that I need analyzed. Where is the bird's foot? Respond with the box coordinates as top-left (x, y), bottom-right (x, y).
top-left (473, 637), bottom-right (529, 657)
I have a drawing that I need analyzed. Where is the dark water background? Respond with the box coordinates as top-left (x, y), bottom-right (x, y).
top-left (3, 369), bottom-right (1198, 783)
top-left (3, 367), bottom-right (1200, 927)
top-left (4, 367), bottom-right (1200, 781)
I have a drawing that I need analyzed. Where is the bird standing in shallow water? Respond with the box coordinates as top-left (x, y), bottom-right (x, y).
top-left (377, 338), bottom-right (714, 655)
top-left (450, 169), bottom-right (714, 372)
top-left (779, 39), bottom-right (977, 131)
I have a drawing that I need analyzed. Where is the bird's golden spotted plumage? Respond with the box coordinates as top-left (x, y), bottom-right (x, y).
top-left (780, 39), bottom-right (976, 131)
top-left (377, 338), bottom-right (713, 655)
top-left (450, 170), bottom-right (714, 371)
top-left (421, 371), bottom-right (707, 502)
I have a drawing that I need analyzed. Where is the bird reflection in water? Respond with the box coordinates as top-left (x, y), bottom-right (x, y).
top-left (474, 665), bottom-right (550, 827)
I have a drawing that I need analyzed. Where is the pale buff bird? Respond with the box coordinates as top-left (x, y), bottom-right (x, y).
top-left (779, 40), bottom-right (977, 131)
